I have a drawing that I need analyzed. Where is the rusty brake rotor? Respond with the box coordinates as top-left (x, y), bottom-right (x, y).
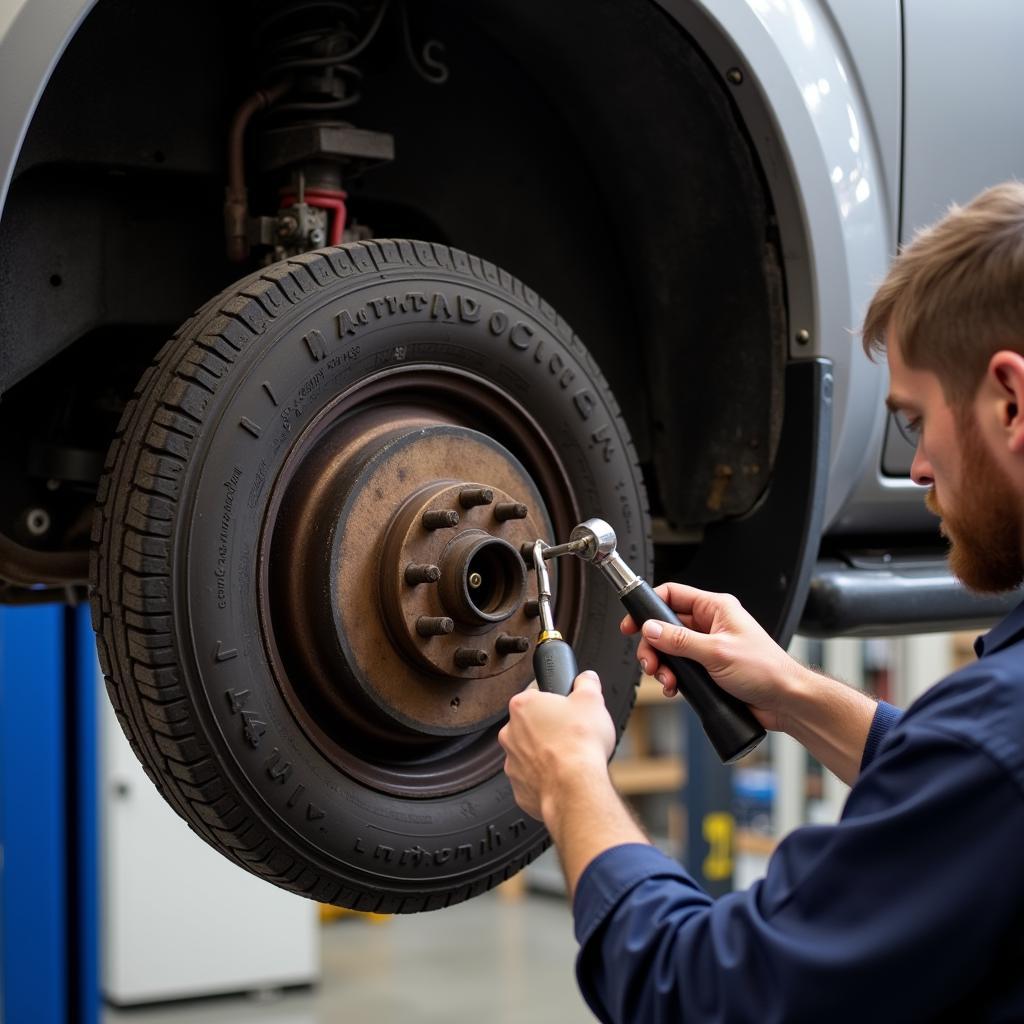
top-left (259, 368), bottom-right (578, 798)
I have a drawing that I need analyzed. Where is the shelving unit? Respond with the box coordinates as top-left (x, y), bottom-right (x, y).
top-left (609, 676), bottom-right (687, 796)
top-left (606, 675), bottom-right (688, 862)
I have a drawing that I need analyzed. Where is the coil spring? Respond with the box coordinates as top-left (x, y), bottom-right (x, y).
top-left (254, 0), bottom-right (446, 117)
top-left (254, 0), bottom-right (391, 114)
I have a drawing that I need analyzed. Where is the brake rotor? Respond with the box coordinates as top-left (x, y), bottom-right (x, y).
top-left (262, 391), bottom-right (565, 796)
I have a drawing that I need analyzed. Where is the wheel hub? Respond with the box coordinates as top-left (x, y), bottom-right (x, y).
top-left (343, 430), bottom-right (548, 733)
top-left (381, 480), bottom-right (532, 682)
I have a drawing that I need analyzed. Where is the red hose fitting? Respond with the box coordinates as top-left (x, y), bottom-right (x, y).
top-left (280, 187), bottom-right (349, 246)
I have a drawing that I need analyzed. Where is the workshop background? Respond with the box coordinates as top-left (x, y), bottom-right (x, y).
top-left (0, 602), bottom-right (971, 1024)
top-left (4, 0), bottom-right (1024, 1019)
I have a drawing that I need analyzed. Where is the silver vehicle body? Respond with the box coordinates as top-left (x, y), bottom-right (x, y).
top-left (664, 0), bottom-right (1024, 536)
top-left (2, 0), bottom-right (1021, 627)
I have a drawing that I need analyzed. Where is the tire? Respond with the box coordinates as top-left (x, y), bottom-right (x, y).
top-left (91, 239), bottom-right (650, 912)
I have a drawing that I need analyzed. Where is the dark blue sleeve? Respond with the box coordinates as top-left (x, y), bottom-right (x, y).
top-left (859, 699), bottom-right (902, 771)
top-left (573, 725), bottom-right (1024, 1024)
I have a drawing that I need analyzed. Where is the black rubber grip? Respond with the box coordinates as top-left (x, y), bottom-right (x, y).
top-left (533, 638), bottom-right (577, 697)
top-left (621, 582), bottom-right (766, 763)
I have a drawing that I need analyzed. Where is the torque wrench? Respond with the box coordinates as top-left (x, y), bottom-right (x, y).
top-left (542, 518), bottom-right (766, 763)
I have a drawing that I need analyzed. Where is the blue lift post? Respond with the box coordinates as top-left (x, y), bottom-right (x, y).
top-left (0, 603), bottom-right (99, 1024)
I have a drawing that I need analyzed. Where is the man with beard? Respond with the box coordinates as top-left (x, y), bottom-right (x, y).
top-left (499, 181), bottom-right (1024, 1023)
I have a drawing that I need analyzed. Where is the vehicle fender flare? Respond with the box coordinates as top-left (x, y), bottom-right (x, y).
top-left (0, 0), bottom-right (98, 211)
top-left (657, 0), bottom-right (895, 527)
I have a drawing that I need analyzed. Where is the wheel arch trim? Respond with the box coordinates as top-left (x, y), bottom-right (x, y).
top-left (654, 0), bottom-right (896, 529)
top-left (0, 0), bottom-right (97, 214)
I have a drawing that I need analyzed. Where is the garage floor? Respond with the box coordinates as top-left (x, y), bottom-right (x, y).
top-left (103, 890), bottom-right (596, 1024)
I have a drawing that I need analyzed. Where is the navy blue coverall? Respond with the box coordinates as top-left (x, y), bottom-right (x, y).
top-left (573, 602), bottom-right (1024, 1023)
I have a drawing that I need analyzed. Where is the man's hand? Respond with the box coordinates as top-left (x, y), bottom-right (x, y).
top-left (499, 670), bottom-right (648, 897)
top-left (621, 582), bottom-right (796, 731)
top-left (622, 582), bottom-right (882, 785)
top-left (498, 670), bottom-right (615, 824)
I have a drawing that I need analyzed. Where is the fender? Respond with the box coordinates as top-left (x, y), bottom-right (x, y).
top-left (656, 0), bottom-right (908, 530)
top-left (0, 0), bottom-right (97, 211)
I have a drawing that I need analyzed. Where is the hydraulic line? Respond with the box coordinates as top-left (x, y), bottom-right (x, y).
top-left (224, 80), bottom-right (293, 262)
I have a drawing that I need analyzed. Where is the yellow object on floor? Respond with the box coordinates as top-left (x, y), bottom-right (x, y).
top-left (319, 903), bottom-right (390, 924)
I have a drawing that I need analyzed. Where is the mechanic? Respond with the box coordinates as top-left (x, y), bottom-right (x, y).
top-left (498, 181), bottom-right (1024, 1023)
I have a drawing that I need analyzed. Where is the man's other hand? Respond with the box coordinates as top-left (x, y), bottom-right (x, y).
top-left (499, 671), bottom-right (616, 824)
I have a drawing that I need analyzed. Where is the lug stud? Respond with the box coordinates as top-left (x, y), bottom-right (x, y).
top-left (405, 561), bottom-right (442, 585)
top-left (459, 486), bottom-right (494, 509)
top-left (496, 634), bottom-right (530, 655)
top-left (524, 599), bottom-right (540, 618)
top-left (416, 616), bottom-right (455, 637)
top-left (455, 647), bottom-right (489, 668)
top-left (494, 502), bottom-right (528, 522)
top-left (405, 563), bottom-right (441, 585)
top-left (422, 509), bottom-right (460, 530)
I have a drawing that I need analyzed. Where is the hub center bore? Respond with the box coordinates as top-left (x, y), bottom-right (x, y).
top-left (437, 531), bottom-right (526, 626)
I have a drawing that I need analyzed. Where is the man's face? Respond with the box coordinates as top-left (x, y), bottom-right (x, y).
top-left (886, 338), bottom-right (1024, 593)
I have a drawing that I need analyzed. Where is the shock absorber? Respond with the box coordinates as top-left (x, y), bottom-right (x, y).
top-left (224, 0), bottom-right (397, 263)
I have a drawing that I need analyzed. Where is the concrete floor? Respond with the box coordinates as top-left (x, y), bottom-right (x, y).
top-left (103, 890), bottom-right (597, 1024)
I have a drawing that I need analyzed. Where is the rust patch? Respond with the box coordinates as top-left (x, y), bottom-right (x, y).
top-left (705, 464), bottom-right (734, 513)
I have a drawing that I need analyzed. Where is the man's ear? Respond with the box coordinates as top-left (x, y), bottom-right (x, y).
top-left (986, 351), bottom-right (1024, 453)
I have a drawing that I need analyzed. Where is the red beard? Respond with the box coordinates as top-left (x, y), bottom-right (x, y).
top-left (925, 422), bottom-right (1023, 594)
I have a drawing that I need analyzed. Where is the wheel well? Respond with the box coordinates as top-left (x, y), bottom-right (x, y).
top-left (0, 0), bottom-right (785, 580)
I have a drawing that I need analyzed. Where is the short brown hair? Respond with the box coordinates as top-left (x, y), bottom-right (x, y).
top-left (862, 181), bottom-right (1024, 405)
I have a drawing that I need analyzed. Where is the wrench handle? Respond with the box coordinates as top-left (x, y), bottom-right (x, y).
top-left (622, 582), bottom-right (766, 763)
top-left (533, 637), bottom-right (577, 697)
